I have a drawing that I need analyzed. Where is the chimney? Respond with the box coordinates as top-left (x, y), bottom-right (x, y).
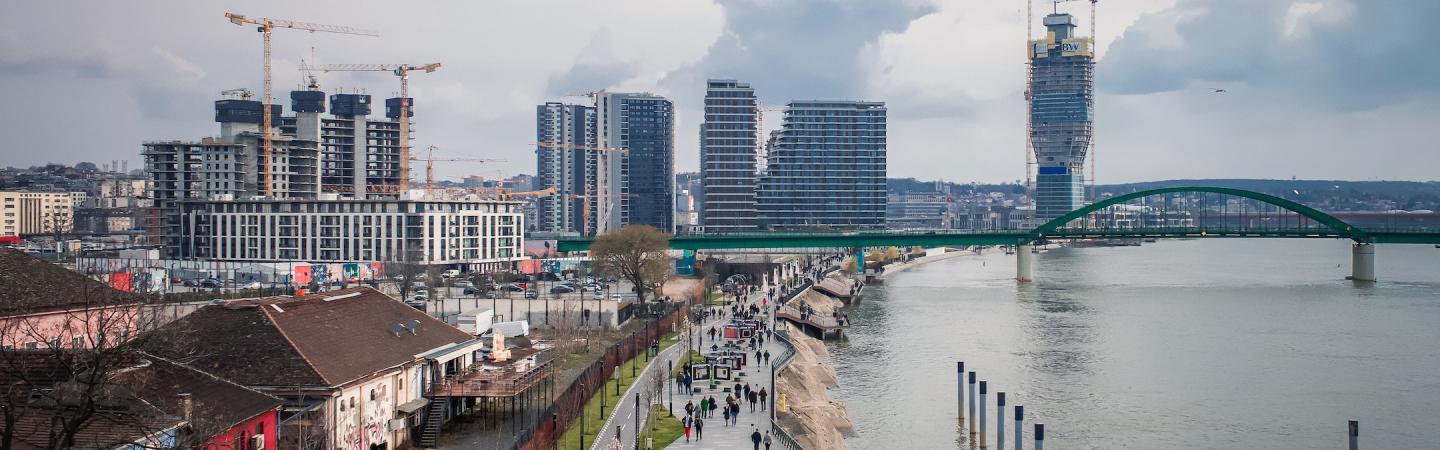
top-left (177, 393), bottom-right (193, 423)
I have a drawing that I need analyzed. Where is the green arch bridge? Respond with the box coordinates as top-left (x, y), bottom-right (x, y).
top-left (555, 187), bottom-right (1440, 281)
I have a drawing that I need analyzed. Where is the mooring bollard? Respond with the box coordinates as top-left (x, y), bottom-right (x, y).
top-left (979, 381), bottom-right (988, 448)
top-left (969, 371), bottom-right (977, 434)
top-left (1034, 423), bottom-right (1044, 450)
top-left (1349, 420), bottom-right (1358, 450)
top-left (997, 392), bottom-right (1006, 450)
top-left (1015, 405), bottom-right (1023, 450)
top-left (958, 362), bottom-right (966, 423)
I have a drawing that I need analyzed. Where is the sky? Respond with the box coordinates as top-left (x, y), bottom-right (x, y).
top-left (0, 0), bottom-right (1436, 184)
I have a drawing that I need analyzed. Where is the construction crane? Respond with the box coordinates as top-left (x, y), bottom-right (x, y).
top-left (500, 187), bottom-right (557, 201)
top-left (410, 145), bottom-right (505, 196)
top-left (300, 63), bottom-right (441, 193)
top-left (220, 88), bottom-right (254, 100)
top-left (223, 12), bottom-right (378, 197)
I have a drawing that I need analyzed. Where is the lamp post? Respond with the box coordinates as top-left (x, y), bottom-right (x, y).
top-left (580, 382), bottom-right (587, 450)
top-left (668, 359), bottom-right (674, 415)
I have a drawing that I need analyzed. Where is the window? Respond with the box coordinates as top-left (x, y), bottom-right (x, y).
top-left (72, 337), bottom-right (85, 348)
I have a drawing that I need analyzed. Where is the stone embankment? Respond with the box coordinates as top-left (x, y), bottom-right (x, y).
top-left (776, 322), bottom-right (853, 450)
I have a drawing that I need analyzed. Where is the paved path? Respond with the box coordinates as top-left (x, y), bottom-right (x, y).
top-left (590, 331), bottom-right (690, 450)
top-left (665, 283), bottom-right (792, 450)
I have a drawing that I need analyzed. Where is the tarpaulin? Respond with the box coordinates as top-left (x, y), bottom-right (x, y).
top-left (294, 265), bottom-right (312, 285)
top-left (108, 272), bottom-right (133, 292)
top-left (343, 263), bottom-right (360, 280)
top-left (519, 259), bottom-right (542, 274)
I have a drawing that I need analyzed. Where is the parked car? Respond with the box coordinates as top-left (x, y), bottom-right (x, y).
top-left (405, 301), bottom-right (426, 311)
top-left (592, 290), bottom-right (605, 300)
top-left (550, 285), bottom-right (575, 294)
top-left (412, 292), bottom-right (429, 302)
top-left (198, 278), bottom-right (222, 289)
top-left (455, 280), bottom-right (474, 289)
top-left (503, 283), bottom-right (526, 292)
top-left (441, 269), bottom-right (461, 279)
top-left (524, 290), bottom-right (539, 299)
top-left (239, 281), bottom-right (262, 290)
top-left (485, 290), bottom-right (499, 299)
top-left (463, 286), bottom-right (477, 295)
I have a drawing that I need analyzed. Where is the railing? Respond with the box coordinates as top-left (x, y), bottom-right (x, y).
top-left (508, 301), bottom-right (688, 450)
top-left (769, 328), bottom-right (803, 449)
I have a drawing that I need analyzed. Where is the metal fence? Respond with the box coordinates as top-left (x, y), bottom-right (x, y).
top-left (769, 328), bottom-right (803, 450)
top-left (507, 301), bottom-right (689, 450)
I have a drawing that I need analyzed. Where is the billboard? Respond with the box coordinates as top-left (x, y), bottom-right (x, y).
top-left (524, 240), bottom-right (559, 259)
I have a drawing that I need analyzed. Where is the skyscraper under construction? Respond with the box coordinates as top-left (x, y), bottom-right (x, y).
top-left (1028, 11), bottom-right (1094, 221)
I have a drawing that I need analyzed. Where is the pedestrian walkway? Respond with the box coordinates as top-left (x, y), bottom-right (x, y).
top-left (664, 287), bottom-right (790, 450)
top-left (590, 335), bottom-right (689, 450)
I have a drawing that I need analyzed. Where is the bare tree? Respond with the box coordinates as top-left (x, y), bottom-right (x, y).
top-left (387, 248), bottom-right (425, 300)
top-left (0, 265), bottom-right (211, 450)
top-left (591, 225), bottom-right (673, 304)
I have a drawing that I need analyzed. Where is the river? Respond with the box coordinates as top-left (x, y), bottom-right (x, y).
top-left (829, 239), bottom-right (1440, 449)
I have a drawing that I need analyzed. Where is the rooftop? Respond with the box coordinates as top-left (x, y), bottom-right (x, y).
top-left (0, 248), bottom-right (145, 317)
top-left (142, 287), bottom-right (474, 387)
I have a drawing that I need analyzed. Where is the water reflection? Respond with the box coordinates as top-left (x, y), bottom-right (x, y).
top-left (829, 240), bottom-right (1440, 449)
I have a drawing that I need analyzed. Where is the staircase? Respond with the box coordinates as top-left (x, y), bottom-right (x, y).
top-left (417, 398), bottom-right (446, 448)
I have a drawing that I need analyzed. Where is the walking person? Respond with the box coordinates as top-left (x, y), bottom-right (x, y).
top-left (685, 400), bottom-right (695, 418)
top-left (708, 395), bottom-right (718, 419)
top-left (683, 414), bottom-right (693, 443)
top-left (750, 426), bottom-right (763, 450)
top-left (695, 415), bottom-right (704, 441)
top-left (764, 349), bottom-right (770, 364)
top-left (748, 389), bottom-right (757, 412)
top-left (764, 430), bottom-right (773, 450)
top-left (697, 396), bottom-right (707, 419)
top-left (760, 387), bottom-right (768, 411)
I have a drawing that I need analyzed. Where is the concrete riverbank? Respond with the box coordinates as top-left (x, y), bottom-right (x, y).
top-left (775, 321), bottom-right (853, 449)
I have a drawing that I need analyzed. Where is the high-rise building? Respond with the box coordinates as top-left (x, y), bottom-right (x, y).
top-left (534, 103), bottom-right (597, 235)
top-left (699, 79), bottom-right (760, 233)
top-left (595, 92), bottom-right (675, 233)
top-left (758, 101), bottom-right (887, 231)
top-left (144, 96), bottom-right (321, 253)
top-left (1028, 12), bottom-right (1094, 220)
top-left (278, 87), bottom-right (408, 198)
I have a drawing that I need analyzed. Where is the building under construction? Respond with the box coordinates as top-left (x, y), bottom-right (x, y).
top-left (1028, 10), bottom-right (1095, 221)
top-left (143, 88), bottom-right (422, 257)
top-left (278, 86), bottom-right (411, 198)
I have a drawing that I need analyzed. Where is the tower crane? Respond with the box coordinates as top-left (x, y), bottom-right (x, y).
top-left (222, 12), bottom-right (377, 197)
top-left (300, 63), bottom-right (441, 193)
top-left (220, 88), bottom-right (254, 100)
top-left (410, 145), bottom-right (505, 196)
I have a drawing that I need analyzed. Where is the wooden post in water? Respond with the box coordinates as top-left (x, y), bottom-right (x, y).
top-left (1014, 405), bottom-right (1023, 450)
top-left (997, 392), bottom-right (1006, 450)
top-left (957, 362), bottom-right (966, 424)
top-left (968, 371), bottom-right (977, 435)
top-left (979, 381), bottom-right (988, 448)
top-left (1034, 423), bottom-right (1044, 450)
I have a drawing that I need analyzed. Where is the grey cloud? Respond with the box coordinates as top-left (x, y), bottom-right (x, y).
top-left (1100, 0), bottom-right (1440, 111)
top-left (662, 0), bottom-right (936, 102)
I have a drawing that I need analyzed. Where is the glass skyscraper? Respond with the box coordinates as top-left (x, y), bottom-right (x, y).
top-left (1029, 12), bottom-right (1094, 220)
top-left (534, 102), bottom-right (597, 234)
top-left (596, 92), bottom-right (675, 233)
top-left (699, 79), bottom-right (760, 233)
top-left (758, 101), bottom-right (887, 231)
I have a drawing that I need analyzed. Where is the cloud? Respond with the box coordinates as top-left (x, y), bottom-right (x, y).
top-left (1100, 0), bottom-right (1440, 111)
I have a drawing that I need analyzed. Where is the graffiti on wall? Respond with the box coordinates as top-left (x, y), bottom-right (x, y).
top-left (337, 380), bottom-right (393, 450)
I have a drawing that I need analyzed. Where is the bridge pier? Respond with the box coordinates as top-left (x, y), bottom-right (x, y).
top-left (1350, 243), bottom-right (1376, 282)
top-left (1017, 245), bottom-right (1034, 282)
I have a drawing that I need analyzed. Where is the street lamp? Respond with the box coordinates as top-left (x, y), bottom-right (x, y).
top-left (667, 359), bottom-right (674, 415)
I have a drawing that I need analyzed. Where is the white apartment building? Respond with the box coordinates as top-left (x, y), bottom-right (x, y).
top-left (0, 191), bottom-right (74, 237)
top-left (175, 198), bottom-right (524, 266)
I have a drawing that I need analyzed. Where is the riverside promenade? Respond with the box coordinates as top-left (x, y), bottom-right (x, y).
top-left (662, 315), bottom-right (788, 450)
